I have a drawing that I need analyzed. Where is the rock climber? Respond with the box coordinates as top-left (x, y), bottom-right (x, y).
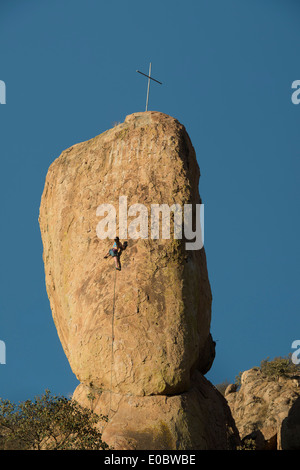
top-left (104, 237), bottom-right (127, 270)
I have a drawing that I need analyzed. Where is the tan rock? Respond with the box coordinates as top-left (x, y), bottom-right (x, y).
top-left (224, 383), bottom-right (237, 396)
top-left (38, 111), bottom-right (238, 450)
top-left (39, 111), bottom-right (214, 396)
top-left (226, 368), bottom-right (300, 450)
top-left (73, 371), bottom-right (240, 450)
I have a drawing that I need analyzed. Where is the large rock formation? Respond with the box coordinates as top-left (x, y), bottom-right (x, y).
top-left (73, 371), bottom-right (239, 450)
top-left (225, 368), bottom-right (300, 450)
top-left (39, 111), bottom-right (240, 449)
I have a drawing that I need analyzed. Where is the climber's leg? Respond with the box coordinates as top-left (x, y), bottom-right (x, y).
top-left (115, 255), bottom-right (121, 270)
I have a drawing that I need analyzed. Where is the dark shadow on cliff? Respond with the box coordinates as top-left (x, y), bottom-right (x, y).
top-left (281, 395), bottom-right (300, 450)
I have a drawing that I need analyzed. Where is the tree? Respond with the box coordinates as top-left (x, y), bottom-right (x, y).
top-left (0, 390), bottom-right (109, 450)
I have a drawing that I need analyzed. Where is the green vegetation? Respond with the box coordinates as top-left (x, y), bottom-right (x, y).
top-left (237, 438), bottom-right (256, 451)
top-left (0, 389), bottom-right (108, 450)
top-left (235, 371), bottom-right (243, 389)
top-left (260, 354), bottom-right (300, 380)
top-left (216, 354), bottom-right (300, 395)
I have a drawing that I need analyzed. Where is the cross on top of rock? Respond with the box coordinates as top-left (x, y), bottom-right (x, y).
top-left (136, 62), bottom-right (162, 111)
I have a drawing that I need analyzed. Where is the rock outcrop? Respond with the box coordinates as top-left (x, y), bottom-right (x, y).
top-left (39, 111), bottom-right (240, 449)
top-left (73, 371), bottom-right (239, 450)
top-left (225, 368), bottom-right (300, 450)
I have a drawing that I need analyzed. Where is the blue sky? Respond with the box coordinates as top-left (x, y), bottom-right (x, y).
top-left (0, 0), bottom-right (299, 402)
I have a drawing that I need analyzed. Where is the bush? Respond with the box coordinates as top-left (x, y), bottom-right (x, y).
top-left (235, 371), bottom-right (243, 389)
top-left (0, 389), bottom-right (109, 450)
top-left (237, 438), bottom-right (256, 450)
top-left (260, 354), bottom-right (300, 380)
top-left (215, 380), bottom-right (231, 396)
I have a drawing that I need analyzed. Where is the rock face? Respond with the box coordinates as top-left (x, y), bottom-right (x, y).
top-left (39, 111), bottom-right (239, 449)
top-left (225, 368), bottom-right (300, 450)
top-left (73, 371), bottom-right (239, 450)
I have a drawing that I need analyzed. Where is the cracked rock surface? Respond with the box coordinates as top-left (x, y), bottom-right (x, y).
top-left (39, 111), bottom-right (239, 449)
top-left (225, 368), bottom-right (300, 450)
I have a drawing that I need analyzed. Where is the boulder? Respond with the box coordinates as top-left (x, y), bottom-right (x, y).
top-left (73, 371), bottom-right (240, 450)
top-left (225, 367), bottom-right (300, 450)
top-left (39, 111), bottom-right (213, 396)
top-left (39, 111), bottom-right (239, 449)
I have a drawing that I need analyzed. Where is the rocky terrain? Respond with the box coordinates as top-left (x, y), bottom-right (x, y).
top-left (225, 367), bottom-right (300, 450)
top-left (39, 111), bottom-right (240, 449)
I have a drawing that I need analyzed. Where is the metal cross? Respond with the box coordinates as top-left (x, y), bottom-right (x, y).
top-left (136, 62), bottom-right (162, 111)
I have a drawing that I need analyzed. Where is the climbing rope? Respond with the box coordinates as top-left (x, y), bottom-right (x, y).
top-left (108, 267), bottom-right (117, 419)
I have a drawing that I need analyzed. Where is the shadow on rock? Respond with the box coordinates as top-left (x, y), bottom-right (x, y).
top-left (281, 395), bottom-right (300, 450)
